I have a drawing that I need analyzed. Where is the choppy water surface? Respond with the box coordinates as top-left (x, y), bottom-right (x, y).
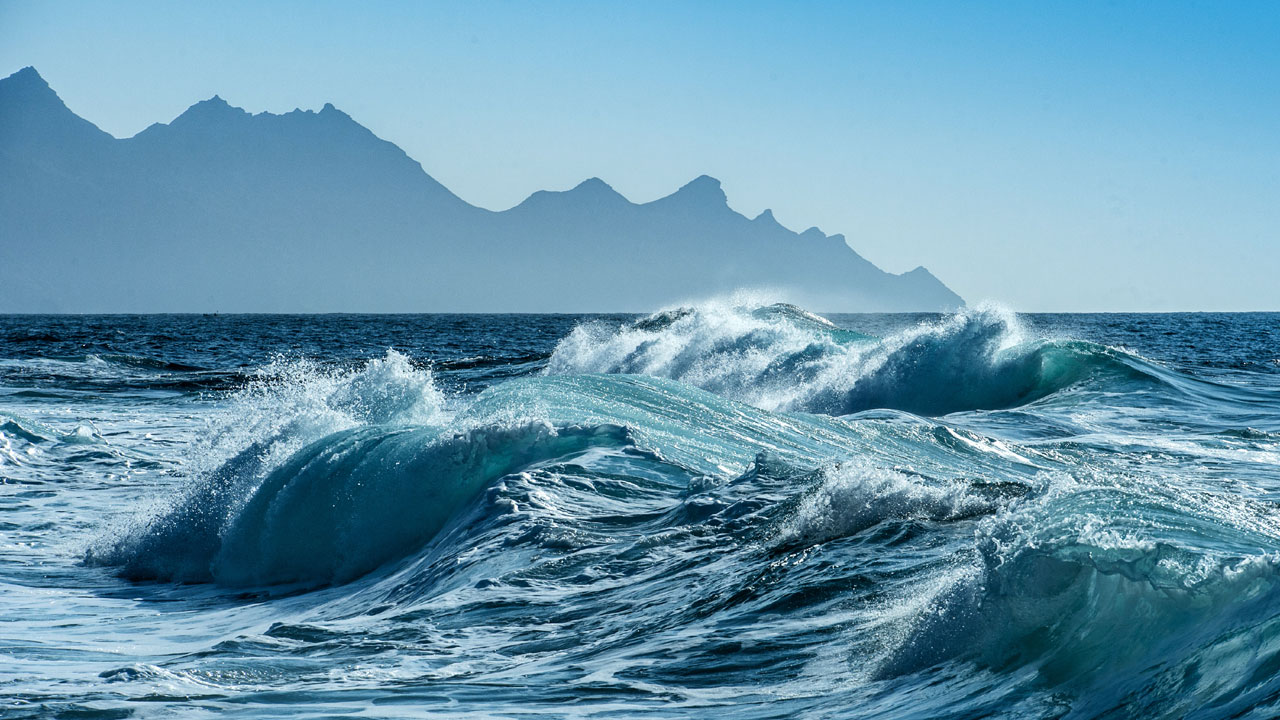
top-left (3, 303), bottom-right (1279, 718)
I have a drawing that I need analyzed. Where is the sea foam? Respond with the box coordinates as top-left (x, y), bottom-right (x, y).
top-left (546, 300), bottom-right (1149, 416)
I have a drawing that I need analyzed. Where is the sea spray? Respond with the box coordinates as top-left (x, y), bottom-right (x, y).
top-left (5, 306), bottom-right (1278, 718)
top-left (87, 349), bottom-right (452, 582)
top-left (546, 301), bottom-right (1153, 416)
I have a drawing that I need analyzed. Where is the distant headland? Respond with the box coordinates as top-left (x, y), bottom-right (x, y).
top-left (0, 67), bottom-right (963, 313)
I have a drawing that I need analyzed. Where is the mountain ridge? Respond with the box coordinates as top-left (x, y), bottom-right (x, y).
top-left (0, 67), bottom-right (964, 313)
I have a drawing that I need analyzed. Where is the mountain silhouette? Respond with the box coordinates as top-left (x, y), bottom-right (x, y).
top-left (0, 67), bottom-right (963, 312)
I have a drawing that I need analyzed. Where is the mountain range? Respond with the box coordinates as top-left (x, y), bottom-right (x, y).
top-left (0, 67), bottom-right (963, 313)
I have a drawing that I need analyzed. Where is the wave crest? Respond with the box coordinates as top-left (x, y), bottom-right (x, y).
top-left (779, 463), bottom-right (1008, 545)
top-left (547, 301), bottom-right (1144, 416)
top-left (88, 350), bottom-right (454, 585)
top-left (872, 475), bottom-right (1280, 712)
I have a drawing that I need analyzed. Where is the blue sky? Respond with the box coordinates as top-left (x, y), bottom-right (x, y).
top-left (3, 0), bottom-right (1277, 310)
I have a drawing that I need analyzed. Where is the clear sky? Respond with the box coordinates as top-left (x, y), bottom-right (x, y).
top-left (2, 0), bottom-right (1277, 311)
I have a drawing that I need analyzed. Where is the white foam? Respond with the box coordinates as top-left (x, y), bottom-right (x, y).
top-left (546, 299), bottom-right (1092, 416)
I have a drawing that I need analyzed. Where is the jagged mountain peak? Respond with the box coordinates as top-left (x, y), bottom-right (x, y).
top-left (1, 66), bottom-right (65, 110)
top-left (0, 69), bottom-right (964, 312)
top-left (573, 177), bottom-right (613, 192)
top-left (170, 95), bottom-right (249, 124)
top-left (158, 95), bottom-right (370, 135)
top-left (0, 66), bottom-right (112, 144)
top-left (663, 174), bottom-right (727, 205)
top-left (514, 176), bottom-right (631, 211)
top-left (1, 66), bottom-right (51, 92)
top-left (754, 208), bottom-right (785, 230)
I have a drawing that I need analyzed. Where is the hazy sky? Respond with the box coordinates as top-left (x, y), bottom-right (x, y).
top-left (3, 1), bottom-right (1277, 311)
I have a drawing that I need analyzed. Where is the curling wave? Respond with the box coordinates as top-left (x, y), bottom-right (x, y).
top-left (93, 420), bottom-right (632, 587)
top-left (546, 300), bottom-right (1161, 416)
top-left (856, 471), bottom-right (1280, 714)
top-left (89, 350), bottom-right (659, 588)
top-left (57, 302), bottom-right (1280, 719)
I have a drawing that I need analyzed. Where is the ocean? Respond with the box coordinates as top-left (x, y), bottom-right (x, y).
top-left (3, 302), bottom-right (1280, 719)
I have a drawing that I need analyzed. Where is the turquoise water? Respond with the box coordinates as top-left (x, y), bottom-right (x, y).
top-left (2, 303), bottom-right (1279, 718)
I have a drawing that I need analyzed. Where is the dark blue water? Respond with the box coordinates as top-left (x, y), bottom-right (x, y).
top-left (3, 303), bottom-right (1280, 718)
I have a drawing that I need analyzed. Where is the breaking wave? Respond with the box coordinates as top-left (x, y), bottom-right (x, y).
top-left (546, 301), bottom-right (1159, 416)
top-left (68, 300), bottom-right (1280, 718)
